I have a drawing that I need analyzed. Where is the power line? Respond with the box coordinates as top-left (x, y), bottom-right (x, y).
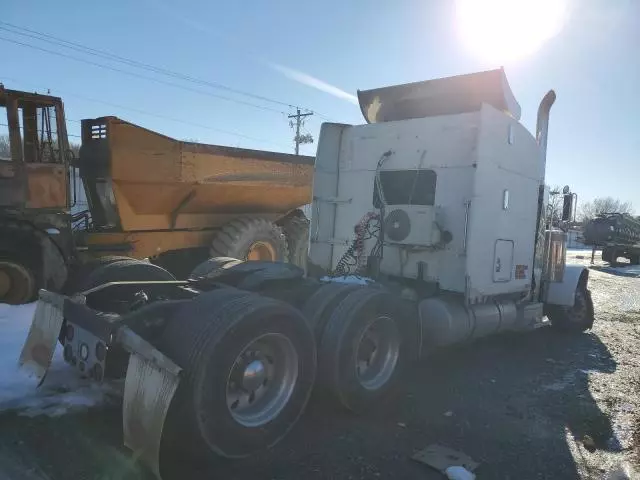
top-left (0, 78), bottom-right (289, 148)
top-left (0, 35), bottom-right (286, 115)
top-left (0, 22), bottom-right (294, 109)
top-left (0, 22), bottom-right (335, 121)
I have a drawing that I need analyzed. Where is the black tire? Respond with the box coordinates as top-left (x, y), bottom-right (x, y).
top-left (302, 283), bottom-right (360, 341)
top-left (630, 254), bottom-right (640, 266)
top-left (601, 248), bottom-right (612, 264)
top-left (64, 256), bottom-right (133, 294)
top-left (317, 288), bottom-right (410, 413)
top-left (547, 287), bottom-right (594, 333)
top-left (160, 289), bottom-right (316, 459)
top-left (280, 213), bottom-right (310, 269)
top-left (236, 263), bottom-right (305, 291)
top-left (191, 258), bottom-right (303, 290)
top-left (189, 257), bottom-right (242, 280)
top-left (71, 260), bottom-right (176, 378)
top-left (79, 260), bottom-right (176, 312)
top-left (210, 218), bottom-right (288, 262)
top-left (0, 249), bottom-right (39, 304)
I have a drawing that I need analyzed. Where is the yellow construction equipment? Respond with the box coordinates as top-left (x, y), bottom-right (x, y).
top-left (0, 87), bottom-right (313, 303)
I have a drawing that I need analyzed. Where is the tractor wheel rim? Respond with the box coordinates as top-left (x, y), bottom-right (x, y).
top-left (246, 241), bottom-right (276, 261)
top-left (226, 332), bottom-right (299, 427)
top-left (0, 261), bottom-right (35, 304)
top-left (355, 315), bottom-right (400, 391)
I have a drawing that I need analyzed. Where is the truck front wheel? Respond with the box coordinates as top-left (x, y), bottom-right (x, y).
top-left (547, 287), bottom-right (594, 333)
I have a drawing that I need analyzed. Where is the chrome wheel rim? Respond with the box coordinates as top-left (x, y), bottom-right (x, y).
top-left (0, 261), bottom-right (35, 304)
top-left (226, 332), bottom-right (298, 427)
top-left (355, 315), bottom-right (400, 390)
top-left (246, 241), bottom-right (276, 261)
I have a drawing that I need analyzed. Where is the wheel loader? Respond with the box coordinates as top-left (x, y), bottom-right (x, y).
top-left (17, 68), bottom-right (593, 478)
top-left (0, 86), bottom-right (313, 304)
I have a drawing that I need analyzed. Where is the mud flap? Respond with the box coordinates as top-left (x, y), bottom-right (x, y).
top-left (118, 327), bottom-right (181, 479)
top-left (17, 290), bottom-right (65, 386)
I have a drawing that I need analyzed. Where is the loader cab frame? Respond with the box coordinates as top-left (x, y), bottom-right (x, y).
top-left (0, 87), bottom-right (72, 211)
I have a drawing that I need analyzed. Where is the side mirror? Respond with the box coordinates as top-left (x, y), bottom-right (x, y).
top-left (562, 194), bottom-right (574, 222)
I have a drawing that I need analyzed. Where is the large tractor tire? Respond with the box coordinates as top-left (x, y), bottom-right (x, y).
top-left (316, 288), bottom-right (410, 413)
top-left (0, 250), bottom-right (38, 304)
top-left (160, 288), bottom-right (316, 459)
top-left (279, 213), bottom-right (310, 269)
top-left (547, 285), bottom-right (594, 333)
top-left (210, 218), bottom-right (288, 263)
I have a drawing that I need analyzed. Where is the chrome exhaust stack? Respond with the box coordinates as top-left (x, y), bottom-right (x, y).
top-left (536, 90), bottom-right (557, 176)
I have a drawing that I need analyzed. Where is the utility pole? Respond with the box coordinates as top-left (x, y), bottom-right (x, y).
top-left (288, 108), bottom-right (313, 155)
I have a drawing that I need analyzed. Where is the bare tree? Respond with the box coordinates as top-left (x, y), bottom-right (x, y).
top-left (579, 197), bottom-right (634, 223)
top-left (0, 134), bottom-right (10, 160)
top-left (0, 134), bottom-right (80, 160)
top-left (547, 186), bottom-right (564, 227)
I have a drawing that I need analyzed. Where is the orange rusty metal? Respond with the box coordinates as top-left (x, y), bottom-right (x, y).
top-left (25, 163), bottom-right (68, 209)
top-left (82, 230), bottom-right (219, 259)
top-left (95, 117), bottom-right (313, 232)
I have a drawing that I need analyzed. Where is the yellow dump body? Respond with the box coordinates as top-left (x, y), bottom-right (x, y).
top-left (78, 117), bottom-right (314, 258)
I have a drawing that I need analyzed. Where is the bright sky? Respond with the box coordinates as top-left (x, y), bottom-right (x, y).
top-left (2, 0), bottom-right (639, 208)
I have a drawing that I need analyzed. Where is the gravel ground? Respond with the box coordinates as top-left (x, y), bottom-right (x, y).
top-left (0, 251), bottom-right (638, 479)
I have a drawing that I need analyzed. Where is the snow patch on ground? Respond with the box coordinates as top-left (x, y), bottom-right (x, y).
top-left (0, 303), bottom-right (118, 417)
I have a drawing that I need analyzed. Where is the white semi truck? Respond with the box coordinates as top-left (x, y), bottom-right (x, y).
top-left (17, 69), bottom-right (593, 478)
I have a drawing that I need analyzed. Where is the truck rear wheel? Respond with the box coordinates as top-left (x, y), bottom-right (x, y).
top-left (0, 254), bottom-right (37, 304)
top-left (161, 289), bottom-right (316, 459)
top-left (78, 260), bottom-right (175, 312)
top-left (64, 256), bottom-right (133, 294)
top-left (68, 260), bottom-right (176, 377)
top-left (317, 288), bottom-right (409, 413)
top-left (302, 283), bottom-right (360, 340)
top-left (210, 218), bottom-right (288, 263)
top-left (547, 286), bottom-right (594, 333)
top-left (189, 257), bottom-right (242, 280)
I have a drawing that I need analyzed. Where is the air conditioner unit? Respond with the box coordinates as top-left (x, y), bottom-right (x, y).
top-left (384, 205), bottom-right (438, 247)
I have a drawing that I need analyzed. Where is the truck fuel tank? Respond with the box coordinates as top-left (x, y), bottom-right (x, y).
top-left (418, 296), bottom-right (521, 349)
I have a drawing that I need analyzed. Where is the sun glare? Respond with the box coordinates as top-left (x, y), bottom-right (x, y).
top-left (455, 0), bottom-right (568, 63)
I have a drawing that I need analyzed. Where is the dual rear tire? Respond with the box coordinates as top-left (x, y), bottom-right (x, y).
top-left (160, 289), bottom-right (316, 458)
top-left (158, 282), bottom-right (411, 461)
top-left (312, 287), bottom-right (412, 413)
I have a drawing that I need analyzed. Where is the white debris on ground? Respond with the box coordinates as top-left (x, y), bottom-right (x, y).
top-left (444, 466), bottom-right (476, 480)
top-left (0, 303), bottom-right (118, 417)
top-left (320, 275), bottom-right (373, 285)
